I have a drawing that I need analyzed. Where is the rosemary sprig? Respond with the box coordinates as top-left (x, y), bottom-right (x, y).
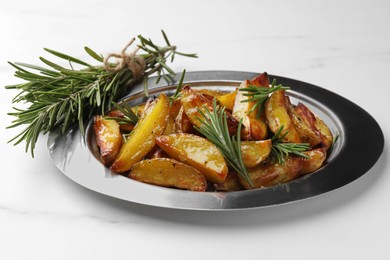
top-left (194, 99), bottom-right (253, 187)
top-left (6, 30), bottom-right (197, 157)
top-left (104, 101), bottom-right (139, 126)
top-left (168, 69), bottom-right (186, 106)
top-left (239, 79), bottom-right (290, 118)
top-left (271, 126), bottom-right (310, 164)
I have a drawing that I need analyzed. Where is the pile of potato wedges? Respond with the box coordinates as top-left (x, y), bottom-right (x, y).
top-left (93, 72), bottom-right (333, 192)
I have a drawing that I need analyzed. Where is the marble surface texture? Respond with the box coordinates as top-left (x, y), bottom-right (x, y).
top-left (0, 0), bottom-right (389, 259)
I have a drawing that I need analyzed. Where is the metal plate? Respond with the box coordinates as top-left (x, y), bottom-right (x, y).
top-left (47, 71), bottom-right (384, 210)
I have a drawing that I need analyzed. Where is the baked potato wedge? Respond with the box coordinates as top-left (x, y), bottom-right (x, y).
top-left (214, 171), bottom-right (243, 191)
top-left (93, 116), bottom-right (122, 166)
top-left (156, 133), bottom-right (228, 183)
top-left (174, 105), bottom-right (194, 134)
top-left (194, 89), bottom-right (224, 98)
top-left (286, 99), bottom-right (322, 148)
top-left (265, 90), bottom-right (301, 143)
top-left (239, 156), bottom-right (302, 189)
top-left (110, 94), bottom-right (170, 173)
top-left (129, 158), bottom-right (207, 191)
top-left (232, 77), bottom-right (268, 140)
top-left (217, 90), bottom-right (237, 111)
top-left (300, 148), bottom-right (327, 174)
top-left (313, 113), bottom-right (333, 150)
top-left (181, 86), bottom-right (238, 135)
top-left (106, 109), bottom-right (134, 132)
top-left (241, 140), bottom-right (272, 168)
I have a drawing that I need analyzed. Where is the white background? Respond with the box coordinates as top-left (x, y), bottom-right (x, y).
top-left (0, 0), bottom-right (388, 259)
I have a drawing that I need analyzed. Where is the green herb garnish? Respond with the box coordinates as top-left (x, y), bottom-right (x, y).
top-left (105, 101), bottom-right (139, 126)
top-left (239, 78), bottom-right (289, 118)
top-left (168, 69), bottom-right (186, 105)
top-left (271, 125), bottom-right (310, 163)
top-left (194, 99), bottom-right (253, 187)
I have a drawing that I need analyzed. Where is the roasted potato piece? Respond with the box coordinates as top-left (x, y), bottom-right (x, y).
top-left (286, 99), bottom-right (322, 148)
top-left (239, 157), bottom-right (302, 189)
top-left (181, 86), bottom-right (238, 135)
top-left (300, 148), bottom-right (327, 175)
top-left (214, 171), bottom-right (243, 191)
top-left (163, 116), bottom-right (175, 135)
top-left (217, 90), bottom-right (237, 111)
top-left (249, 72), bottom-right (271, 87)
top-left (110, 94), bottom-right (170, 173)
top-left (174, 105), bottom-right (194, 134)
top-left (93, 116), bottom-right (122, 166)
top-left (106, 110), bottom-right (134, 132)
top-left (129, 158), bottom-right (207, 191)
top-left (194, 89), bottom-right (224, 98)
top-left (156, 133), bottom-right (228, 183)
top-left (169, 98), bottom-right (182, 119)
top-left (232, 73), bottom-right (269, 140)
top-left (241, 140), bottom-right (272, 168)
top-left (265, 90), bottom-right (301, 143)
top-left (313, 114), bottom-right (333, 150)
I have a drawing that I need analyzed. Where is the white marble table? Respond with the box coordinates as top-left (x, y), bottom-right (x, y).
top-left (0, 0), bottom-right (388, 259)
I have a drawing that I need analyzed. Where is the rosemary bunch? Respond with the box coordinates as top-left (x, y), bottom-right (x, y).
top-left (6, 30), bottom-right (197, 156)
top-left (194, 99), bottom-right (253, 187)
top-left (239, 79), bottom-right (289, 118)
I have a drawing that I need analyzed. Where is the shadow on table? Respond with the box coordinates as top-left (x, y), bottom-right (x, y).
top-left (77, 146), bottom-right (387, 229)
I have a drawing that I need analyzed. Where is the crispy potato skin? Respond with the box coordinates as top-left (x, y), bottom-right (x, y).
top-left (265, 90), bottom-right (301, 143)
top-left (181, 86), bottom-right (238, 135)
top-left (174, 105), bottom-right (194, 134)
top-left (129, 158), bottom-right (207, 191)
top-left (286, 99), bottom-right (322, 148)
top-left (214, 171), bottom-right (243, 191)
top-left (240, 157), bottom-right (303, 189)
top-left (156, 133), bottom-right (228, 183)
top-left (93, 116), bottom-right (122, 166)
top-left (110, 94), bottom-right (170, 173)
top-left (313, 114), bottom-right (333, 150)
top-left (241, 140), bottom-right (272, 168)
top-left (300, 148), bottom-right (327, 175)
top-left (249, 72), bottom-right (270, 87)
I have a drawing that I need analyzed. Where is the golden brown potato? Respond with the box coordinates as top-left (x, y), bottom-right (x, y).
top-left (169, 98), bottom-right (182, 119)
top-left (214, 171), bottom-right (243, 191)
top-left (163, 116), bottom-right (175, 135)
top-left (300, 148), bottom-right (327, 175)
top-left (110, 94), bottom-right (170, 173)
top-left (174, 105), bottom-right (194, 134)
top-left (241, 140), bottom-right (272, 168)
top-left (286, 98), bottom-right (322, 148)
top-left (249, 72), bottom-right (270, 87)
top-left (217, 90), bottom-right (237, 111)
top-left (129, 158), bottom-right (207, 191)
top-left (106, 110), bottom-right (134, 132)
top-left (156, 133), bottom-right (228, 183)
top-left (313, 114), bottom-right (333, 150)
top-left (232, 79), bottom-right (268, 140)
top-left (181, 86), bottom-right (239, 135)
top-left (265, 90), bottom-right (301, 143)
top-left (93, 116), bottom-right (122, 166)
top-left (239, 157), bottom-right (303, 189)
top-left (194, 89), bottom-right (224, 98)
